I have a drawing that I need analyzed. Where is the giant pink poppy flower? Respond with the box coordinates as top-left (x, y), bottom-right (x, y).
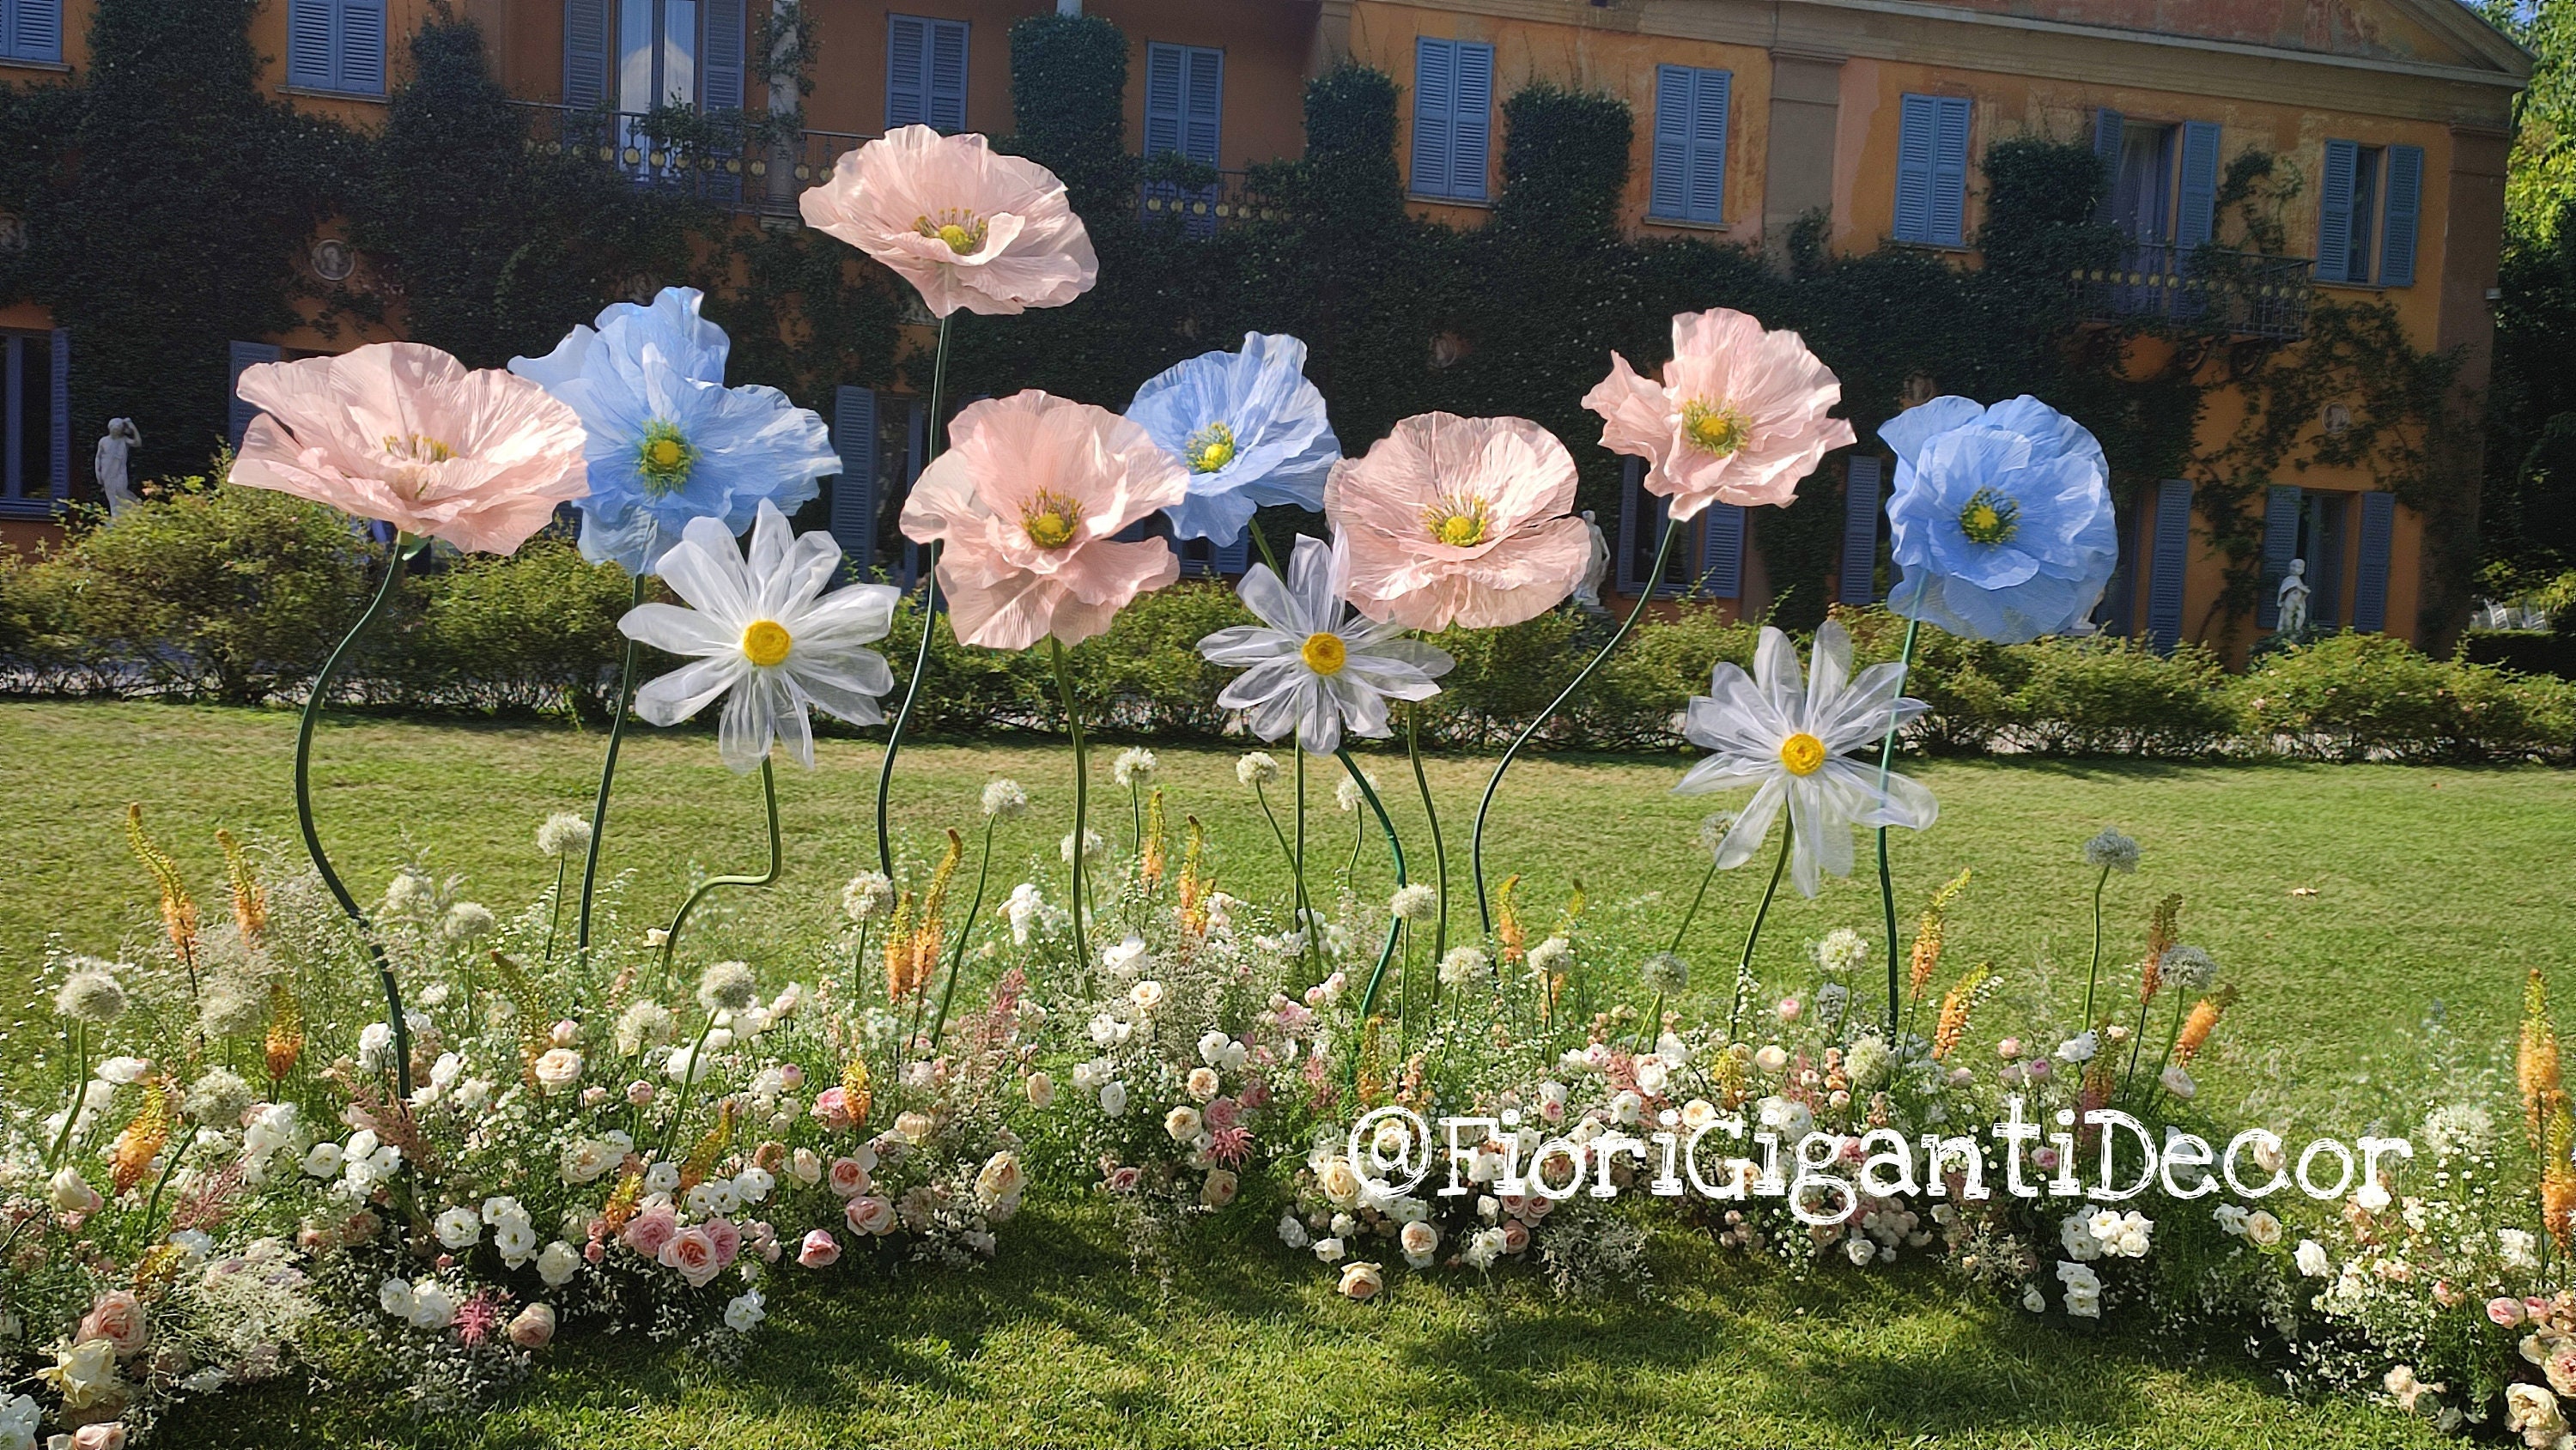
top-left (1324, 413), bottom-right (1590, 632)
top-left (899, 391), bottom-right (1187, 650)
top-left (1582, 308), bottom-right (1856, 518)
top-left (799, 125), bottom-right (1097, 319)
top-left (231, 342), bottom-right (588, 555)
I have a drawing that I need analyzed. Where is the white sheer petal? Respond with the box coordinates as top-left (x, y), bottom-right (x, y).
top-left (1218, 653), bottom-right (1309, 710)
top-left (1234, 561), bottom-right (1301, 634)
top-left (1200, 624), bottom-right (1298, 667)
top-left (634, 656), bottom-right (741, 725)
top-left (619, 602), bottom-right (734, 657)
top-left (1704, 778), bottom-right (1787, 871)
top-left (1804, 620), bottom-right (1854, 731)
top-left (658, 530), bottom-right (754, 627)
top-left (790, 652), bottom-right (894, 725)
top-left (716, 676), bottom-right (777, 773)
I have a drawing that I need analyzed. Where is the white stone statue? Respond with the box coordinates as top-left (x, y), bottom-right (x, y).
top-left (2275, 557), bottom-right (2311, 640)
top-left (94, 417), bottom-right (141, 515)
top-left (1573, 508), bottom-right (1610, 613)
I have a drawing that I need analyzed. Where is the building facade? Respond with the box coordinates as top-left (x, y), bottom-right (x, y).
top-left (0, 0), bottom-right (2531, 650)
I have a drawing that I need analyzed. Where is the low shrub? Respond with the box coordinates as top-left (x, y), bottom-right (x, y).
top-left (2009, 637), bottom-right (2241, 756)
top-left (2235, 631), bottom-right (2576, 762)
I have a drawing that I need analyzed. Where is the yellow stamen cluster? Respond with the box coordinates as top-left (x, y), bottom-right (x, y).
top-left (635, 418), bottom-right (698, 497)
top-left (1777, 731), bottom-right (1826, 776)
top-left (1422, 494), bottom-right (1492, 549)
top-left (740, 619), bottom-right (793, 670)
top-left (381, 433), bottom-right (455, 464)
top-left (914, 210), bottom-right (989, 254)
top-left (1184, 421), bottom-right (1237, 473)
top-left (1680, 398), bottom-right (1752, 457)
top-left (1300, 631), bottom-right (1347, 675)
top-left (1957, 487), bottom-right (2020, 545)
top-left (1021, 489), bottom-right (1083, 550)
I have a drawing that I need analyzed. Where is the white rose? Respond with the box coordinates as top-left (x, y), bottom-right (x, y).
top-left (532, 1047), bottom-right (585, 1094)
top-left (434, 1206), bottom-right (482, 1249)
top-left (537, 1241), bottom-right (581, 1287)
top-left (2294, 1239), bottom-right (2330, 1277)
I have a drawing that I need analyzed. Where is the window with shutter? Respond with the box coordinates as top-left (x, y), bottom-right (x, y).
top-left (1143, 43), bottom-right (1223, 235)
top-left (228, 342), bottom-right (283, 449)
top-left (4, 0), bottom-right (61, 64)
top-left (338, 0), bottom-right (385, 94)
top-left (287, 0), bottom-right (337, 89)
top-left (1615, 458), bottom-right (1681, 598)
top-left (2091, 108), bottom-right (2123, 224)
top-left (2176, 121), bottom-right (2221, 250)
top-left (1452, 43), bottom-right (1491, 202)
top-left (1648, 66), bottom-right (1729, 227)
top-left (2256, 483), bottom-right (2301, 629)
top-left (702, 0), bottom-right (744, 112)
top-left (2380, 144), bottom-right (2422, 286)
top-left (46, 327), bottom-right (65, 501)
top-left (0, 331), bottom-right (58, 511)
top-left (1700, 501), bottom-right (1745, 600)
top-left (1893, 95), bottom-right (1969, 246)
top-left (829, 386), bottom-right (878, 580)
top-left (1410, 38), bottom-right (1492, 202)
top-left (2316, 140), bottom-right (2359, 284)
top-left (1838, 456), bottom-right (1883, 604)
top-left (2351, 491), bottom-right (2395, 633)
top-left (2144, 479), bottom-right (2193, 653)
top-left (886, 15), bottom-right (968, 134)
top-left (564, 0), bottom-right (611, 106)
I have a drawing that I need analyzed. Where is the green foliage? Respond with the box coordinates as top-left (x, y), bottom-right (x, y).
top-left (2235, 630), bottom-right (2576, 762)
top-left (1002, 14), bottom-right (1133, 215)
top-left (386, 542), bottom-right (636, 721)
top-left (2011, 636), bottom-right (2240, 755)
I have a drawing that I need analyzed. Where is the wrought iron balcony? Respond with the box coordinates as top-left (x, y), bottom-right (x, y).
top-left (513, 102), bottom-right (872, 220)
top-left (1139, 169), bottom-right (1289, 236)
top-left (2072, 240), bottom-right (2315, 342)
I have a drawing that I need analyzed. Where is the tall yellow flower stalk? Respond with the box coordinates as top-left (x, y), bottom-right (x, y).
top-left (2139, 893), bottom-right (2184, 1009)
top-left (1908, 869), bottom-right (1971, 1004)
top-left (840, 1054), bottom-right (874, 1129)
top-left (126, 804), bottom-right (200, 991)
top-left (263, 981), bottom-right (305, 1086)
top-left (108, 1078), bottom-right (171, 1198)
top-left (2173, 986), bottom-right (2235, 1065)
top-left (1176, 816), bottom-right (1213, 946)
top-left (1931, 962), bottom-right (1992, 1062)
top-left (218, 828), bottom-right (267, 949)
top-left (2524, 968), bottom-right (2567, 1150)
top-left (1495, 875), bottom-right (1527, 968)
top-left (1140, 788), bottom-right (1170, 889)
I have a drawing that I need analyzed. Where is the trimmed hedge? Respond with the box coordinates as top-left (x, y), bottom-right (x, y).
top-left (3, 488), bottom-right (2571, 763)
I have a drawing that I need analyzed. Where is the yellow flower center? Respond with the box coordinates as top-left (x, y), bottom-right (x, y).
top-left (382, 433), bottom-right (455, 464)
top-left (740, 619), bottom-right (793, 669)
top-left (1423, 494), bottom-right (1492, 549)
top-left (916, 211), bottom-right (988, 255)
top-left (1778, 731), bottom-right (1826, 776)
top-left (1185, 422), bottom-right (1237, 474)
top-left (1301, 632), bottom-right (1347, 675)
top-left (635, 419), bottom-right (697, 497)
top-left (1957, 487), bottom-right (2021, 545)
top-left (1022, 489), bottom-right (1082, 549)
top-left (378, 434), bottom-right (456, 499)
top-left (1680, 399), bottom-right (1752, 458)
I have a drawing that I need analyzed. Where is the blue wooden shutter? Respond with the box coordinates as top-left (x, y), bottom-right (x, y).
top-left (1411, 38), bottom-right (1453, 199)
top-left (1211, 532), bottom-right (1250, 577)
top-left (1929, 96), bottom-right (1969, 246)
top-left (927, 20), bottom-right (968, 133)
top-left (1183, 46), bottom-right (1223, 164)
top-left (563, 0), bottom-right (609, 106)
top-left (1700, 501), bottom-right (1744, 599)
top-left (702, 0), bottom-right (745, 111)
top-left (337, 0), bottom-right (385, 94)
top-left (2380, 143), bottom-right (2422, 286)
top-left (46, 326), bottom-right (66, 500)
top-left (1615, 458), bottom-right (1678, 598)
top-left (10, 0), bottom-right (61, 63)
top-left (287, 0), bottom-right (337, 89)
top-left (1451, 41), bottom-right (1492, 202)
top-left (1649, 66), bottom-right (1691, 220)
top-left (886, 16), bottom-right (927, 130)
top-left (1689, 70), bottom-right (1728, 224)
top-left (2177, 121), bottom-right (2221, 251)
top-left (2352, 490), bottom-right (2395, 632)
top-left (2256, 483), bottom-right (2301, 628)
top-left (2145, 478), bottom-right (2192, 652)
top-left (1145, 43), bottom-right (1184, 157)
top-left (1893, 94), bottom-right (1936, 244)
top-left (2317, 140), bottom-right (2359, 283)
top-left (829, 386), bottom-right (878, 579)
top-left (228, 341), bottom-right (282, 448)
top-left (1838, 456), bottom-right (1882, 604)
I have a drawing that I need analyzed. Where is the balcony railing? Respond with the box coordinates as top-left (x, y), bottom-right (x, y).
top-left (2073, 240), bottom-right (2315, 342)
top-left (1139, 169), bottom-right (1290, 236)
top-left (514, 101), bottom-right (872, 219)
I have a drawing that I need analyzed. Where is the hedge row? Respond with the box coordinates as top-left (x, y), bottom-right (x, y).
top-left (3, 489), bottom-right (2570, 763)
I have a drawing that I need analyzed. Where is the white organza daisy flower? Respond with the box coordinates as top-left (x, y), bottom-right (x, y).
top-left (1672, 620), bottom-right (1937, 898)
top-left (619, 499), bottom-right (902, 773)
top-left (1197, 534), bottom-right (1454, 756)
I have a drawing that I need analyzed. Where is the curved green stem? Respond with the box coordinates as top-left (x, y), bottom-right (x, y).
top-left (1342, 749), bottom-right (1407, 1022)
top-left (579, 573), bottom-right (650, 955)
top-left (876, 312), bottom-right (954, 879)
top-left (927, 816), bottom-right (996, 1050)
top-left (1294, 746), bottom-right (1315, 975)
top-left (653, 758), bottom-right (784, 996)
top-left (2083, 864), bottom-right (2111, 1028)
top-left (1472, 518), bottom-right (1680, 930)
top-left (296, 536), bottom-right (417, 1101)
top-left (1406, 707), bottom-right (1449, 963)
top-left (1668, 854), bottom-right (1723, 955)
top-left (1728, 824), bottom-right (1795, 1041)
top-left (1048, 636), bottom-right (1091, 973)
top-left (1875, 591), bottom-right (1926, 1040)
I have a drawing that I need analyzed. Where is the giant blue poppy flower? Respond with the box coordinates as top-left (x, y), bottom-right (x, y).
top-left (1124, 332), bottom-right (1340, 546)
top-left (510, 287), bottom-right (839, 573)
top-left (1879, 395), bottom-right (2118, 645)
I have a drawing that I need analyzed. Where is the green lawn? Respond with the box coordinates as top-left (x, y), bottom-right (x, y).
top-left (5, 699), bottom-right (2572, 1446)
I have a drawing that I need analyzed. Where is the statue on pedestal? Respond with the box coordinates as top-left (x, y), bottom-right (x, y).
top-left (94, 418), bottom-right (141, 515)
top-left (2275, 557), bottom-right (2311, 640)
top-left (1572, 508), bottom-right (1610, 615)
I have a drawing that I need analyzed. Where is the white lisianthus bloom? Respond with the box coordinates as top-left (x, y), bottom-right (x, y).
top-left (724, 1289), bottom-right (766, 1334)
top-left (434, 1206), bottom-right (483, 1249)
top-left (1197, 534), bottom-right (1455, 756)
top-left (617, 499), bottom-right (902, 774)
top-left (1671, 620), bottom-right (1936, 898)
top-left (2294, 1239), bottom-right (2330, 1277)
top-left (537, 1241), bottom-right (582, 1287)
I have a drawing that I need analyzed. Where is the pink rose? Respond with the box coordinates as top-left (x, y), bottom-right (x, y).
top-left (812, 1087), bottom-right (856, 1131)
top-left (622, 1204), bottom-right (678, 1259)
top-left (827, 1156), bottom-right (872, 1198)
top-left (2032, 1147), bottom-right (2059, 1172)
top-left (1522, 1193), bottom-right (1557, 1221)
top-left (799, 1230), bottom-right (842, 1268)
top-left (1205, 1096), bottom-right (1241, 1131)
top-left (1105, 1166), bottom-right (1143, 1194)
top-left (844, 1195), bottom-right (896, 1235)
top-left (1239, 1077), bottom-right (1271, 1111)
top-left (78, 1289), bottom-right (149, 1356)
top-left (508, 1303), bottom-right (556, 1349)
top-left (72, 1424), bottom-right (128, 1450)
top-left (703, 1218), bottom-right (743, 1268)
top-left (659, 1226), bottom-right (721, 1287)
top-left (2494, 1296), bottom-right (2531, 1328)
top-left (1499, 1220), bottom-right (1530, 1253)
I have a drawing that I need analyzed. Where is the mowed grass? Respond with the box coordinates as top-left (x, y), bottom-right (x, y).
top-left (3, 699), bottom-right (2572, 1447)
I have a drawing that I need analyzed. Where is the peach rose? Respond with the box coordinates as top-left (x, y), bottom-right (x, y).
top-left (507, 1303), bottom-right (556, 1349)
top-left (78, 1290), bottom-right (149, 1357)
top-left (1337, 1261), bottom-right (1386, 1301)
top-left (659, 1226), bottom-right (722, 1287)
top-left (799, 1229), bottom-right (842, 1268)
top-left (828, 1156), bottom-right (873, 1198)
top-left (621, 1204), bottom-right (678, 1260)
top-left (844, 1195), bottom-right (896, 1236)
